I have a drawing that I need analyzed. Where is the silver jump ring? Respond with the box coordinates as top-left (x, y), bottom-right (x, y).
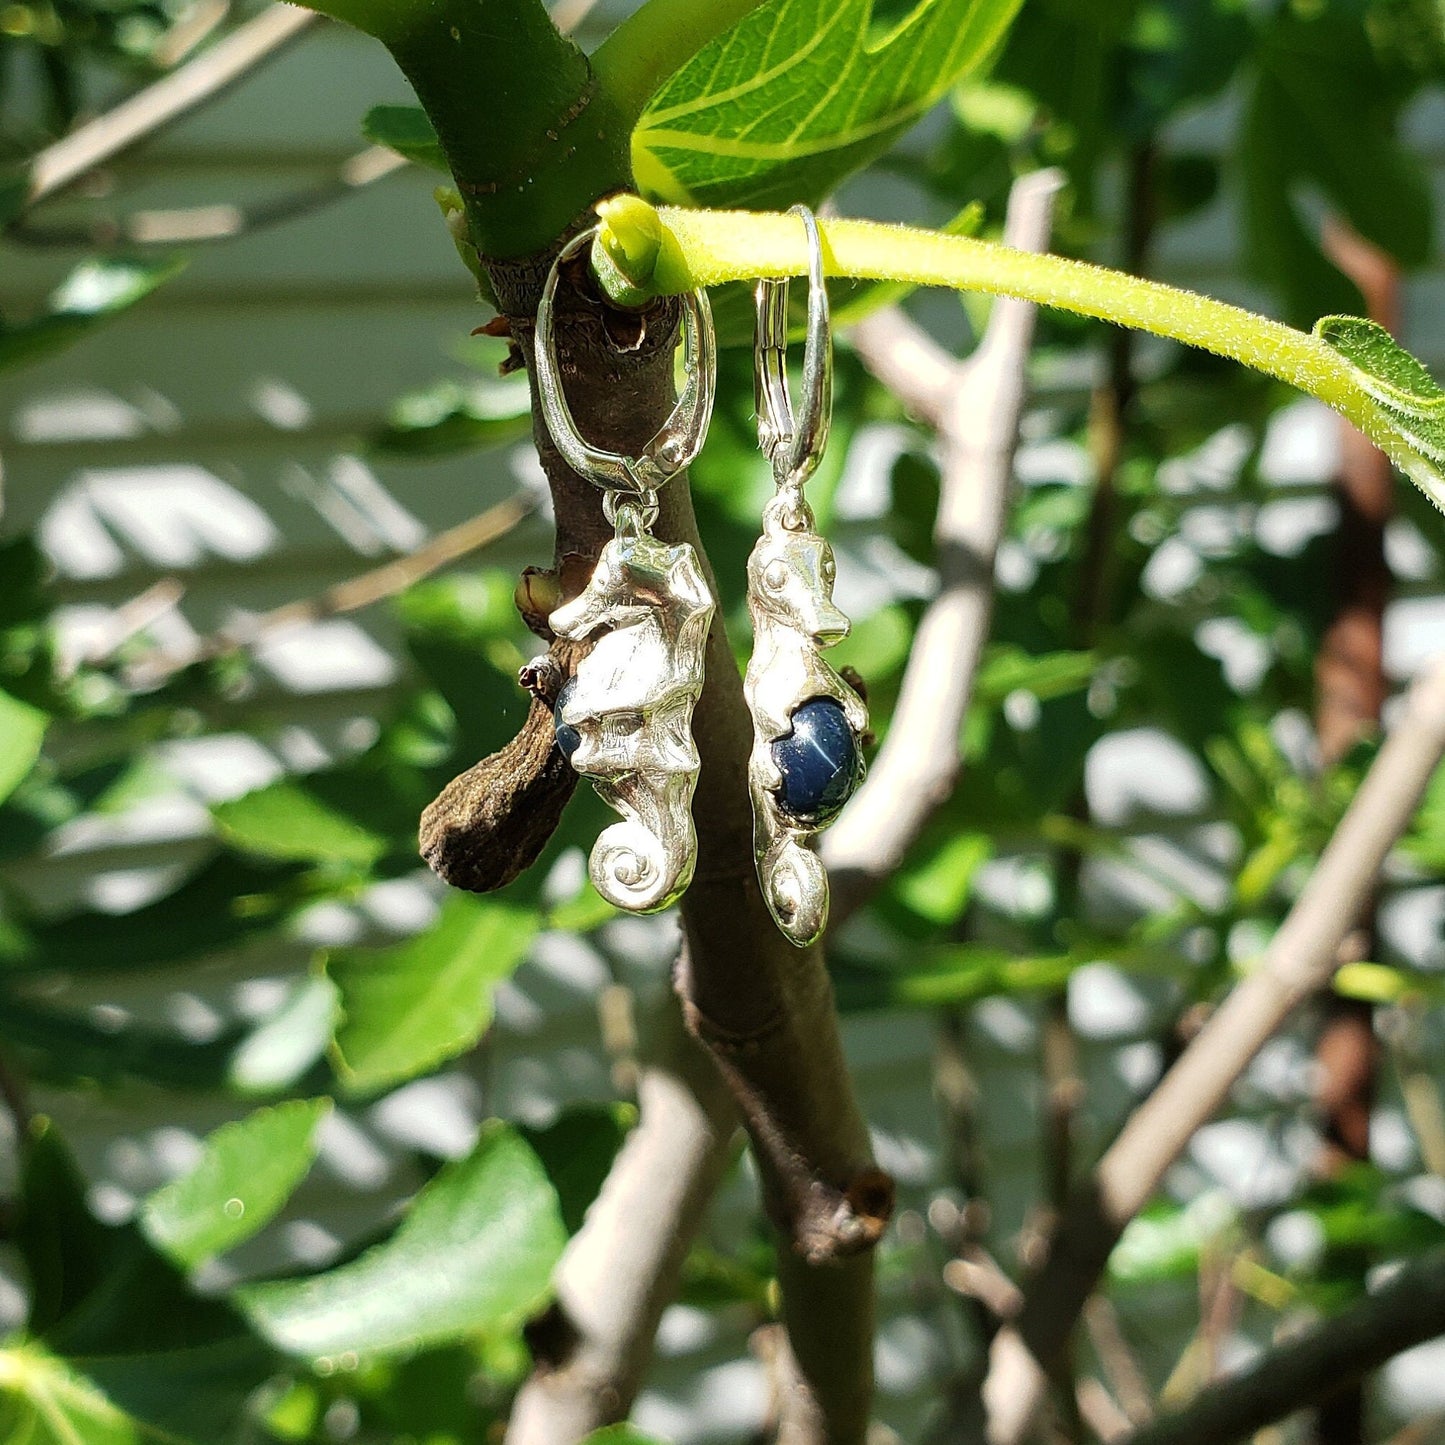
top-left (754, 205), bottom-right (833, 490)
top-left (534, 225), bottom-right (717, 498)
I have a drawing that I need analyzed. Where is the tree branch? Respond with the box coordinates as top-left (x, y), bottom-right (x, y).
top-left (507, 994), bottom-right (738, 1444)
top-left (11, 146), bottom-right (408, 249)
top-left (23, 5), bottom-right (319, 211)
top-left (497, 171), bottom-right (1063, 1445)
top-left (466, 223), bottom-right (881, 1438)
top-left (983, 654), bottom-right (1445, 1445)
top-left (117, 493), bottom-right (534, 682)
top-left (1120, 1248), bottom-right (1445, 1445)
top-left (823, 167), bottom-right (1064, 920)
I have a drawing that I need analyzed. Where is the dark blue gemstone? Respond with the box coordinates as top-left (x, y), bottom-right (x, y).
top-left (771, 696), bottom-right (861, 825)
top-left (554, 677), bottom-right (582, 764)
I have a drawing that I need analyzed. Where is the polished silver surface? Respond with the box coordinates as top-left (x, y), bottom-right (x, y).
top-left (550, 510), bottom-right (714, 912)
top-left (534, 225), bottom-right (717, 497)
top-left (745, 207), bottom-right (867, 946)
top-left (754, 204), bottom-right (833, 489)
top-left (536, 231), bottom-right (718, 914)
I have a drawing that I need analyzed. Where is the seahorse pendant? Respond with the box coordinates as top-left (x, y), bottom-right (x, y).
top-left (744, 500), bottom-right (868, 945)
top-left (549, 529), bottom-right (714, 914)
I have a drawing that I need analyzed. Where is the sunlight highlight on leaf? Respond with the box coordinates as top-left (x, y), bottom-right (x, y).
top-left (633, 0), bottom-right (1023, 207)
top-left (142, 1099), bottom-right (332, 1268)
top-left (238, 1125), bottom-right (565, 1359)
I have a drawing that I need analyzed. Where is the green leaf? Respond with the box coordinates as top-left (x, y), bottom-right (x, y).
top-left (0, 257), bottom-right (185, 374)
top-left (1243, 9), bottom-right (1431, 324)
top-left (0, 1341), bottom-right (152, 1445)
top-left (1315, 316), bottom-right (1445, 515)
top-left (0, 167), bottom-right (27, 227)
top-left (0, 996), bottom-right (239, 1090)
top-left (581, 1429), bottom-right (671, 1445)
top-left (891, 831), bottom-right (991, 927)
top-left (327, 896), bottom-right (538, 1095)
top-left (973, 646), bottom-right (1098, 707)
top-left (0, 689), bottom-right (47, 807)
top-left (520, 1105), bottom-right (635, 1235)
top-left (237, 1124), bottom-right (566, 1360)
top-left (15, 1121), bottom-right (275, 1441)
top-left (1109, 1197), bottom-right (1237, 1285)
top-left (833, 944), bottom-right (1082, 1012)
top-left (633, 0), bottom-right (1024, 207)
top-left (372, 377), bottom-right (532, 458)
top-left (213, 781), bottom-right (388, 867)
top-left (142, 1099), bottom-right (332, 1269)
top-left (228, 975), bottom-right (340, 1097)
top-left (361, 104), bottom-right (449, 171)
top-left (3, 855), bottom-right (306, 976)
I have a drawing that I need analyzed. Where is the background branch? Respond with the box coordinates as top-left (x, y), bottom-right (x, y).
top-left (983, 654), bottom-right (1445, 1445)
top-left (824, 169), bottom-right (1063, 919)
top-left (1120, 1248), bottom-right (1445, 1445)
top-left (23, 4), bottom-right (318, 210)
top-left (506, 995), bottom-right (738, 1444)
top-left (114, 494), bottom-right (534, 681)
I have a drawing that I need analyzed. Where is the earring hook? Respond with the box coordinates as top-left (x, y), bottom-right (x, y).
top-left (754, 205), bottom-right (833, 490)
top-left (535, 225), bottom-right (717, 498)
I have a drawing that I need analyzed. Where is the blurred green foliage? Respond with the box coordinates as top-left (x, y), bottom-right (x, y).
top-left (2, 0), bottom-right (1445, 1441)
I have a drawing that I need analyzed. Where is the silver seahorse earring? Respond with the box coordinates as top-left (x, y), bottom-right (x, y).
top-left (533, 226), bottom-right (717, 914)
top-left (745, 206), bottom-right (868, 946)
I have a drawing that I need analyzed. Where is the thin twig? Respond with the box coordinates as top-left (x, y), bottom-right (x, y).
top-left (983, 654), bottom-right (1445, 1445)
top-left (1083, 1295), bottom-right (1154, 1426)
top-left (125, 493), bottom-right (534, 682)
top-left (15, 0), bottom-right (598, 244)
top-left (24, 5), bottom-right (319, 210)
top-left (943, 1245), bottom-right (1025, 1321)
top-left (1119, 1248), bottom-right (1445, 1445)
top-left (507, 995), bottom-right (738, 1443)
top-left (1078, 1377), bottom-right (1135, 1443)
top-left (11, 146), bottom-right (408, 249)
top-left (823, 168), bottom-right (1064, 918)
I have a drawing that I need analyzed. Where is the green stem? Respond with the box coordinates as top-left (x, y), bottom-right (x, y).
top-left (593, 197), bottom-right (1445, 513)
top-left (593, 0), bottom-right (772, 125)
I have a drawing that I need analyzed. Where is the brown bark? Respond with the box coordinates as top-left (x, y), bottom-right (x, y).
top-left (1312, 220), bottom-right (1399, 1445)
top-left (430, 229), bottom-right (883, 1441)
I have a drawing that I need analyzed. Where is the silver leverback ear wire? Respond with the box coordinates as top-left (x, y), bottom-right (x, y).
top-left (535, 225), bottom-right (716, 498)
top-left (754, 205), bottom-right (833, 492)
top-left (744, 206), bottom-right (867, 946)
top-left (533, 226), bottom-right (717, 915)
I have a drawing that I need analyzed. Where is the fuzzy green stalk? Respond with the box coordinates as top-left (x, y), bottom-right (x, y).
top-left (593, 196), bottom-right (1445, 514)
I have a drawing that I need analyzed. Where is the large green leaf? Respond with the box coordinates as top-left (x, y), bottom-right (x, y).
top-left (581, 1430), bottom-right (671, 1445)
top-left (142, 1099), bottom-right (332, 1269)
top-left (0, 996), bottom-right (240, 1090)
top-left (0, 689), bottom-right (47, 808)
top-left (0, 1341), bottom-right (154, 1445)
top-left (237, 1125), bottom-right (566, 1360)
top-left (1242, 9), bottom-right (1431, 324)
top-left (327, 896), bottom-right (539, 1095)
top-left (2, 854), bottom-right (305, 977)
top-left (213, 781), bottom-right (389, 867)
top-left (0, 258), bottom-right (185, 374)
top-left (632, 0), bottom-right (1023, 207)
top-left (15, 1122), bottom-right (275, 1442)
